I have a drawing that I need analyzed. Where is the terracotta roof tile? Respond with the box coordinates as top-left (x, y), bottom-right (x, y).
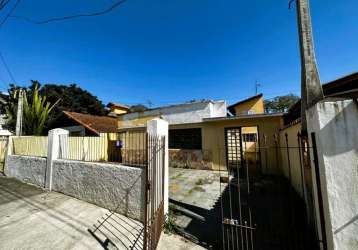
top-left (63, 111), bottom-right (118, 135)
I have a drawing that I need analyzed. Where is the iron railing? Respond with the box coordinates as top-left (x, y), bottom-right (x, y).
top-left (144, 134), bottom-right (166, 250)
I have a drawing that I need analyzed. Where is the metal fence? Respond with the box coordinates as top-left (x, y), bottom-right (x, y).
top-left (144, 134), bottom-right (166, 250)
top-left (87, 133), bottom-right (166, 250)
top-left (12, 136), bottom-right (48, 157)
top-left (58, 131), bottom-right (147, 167)
top-left (219, 130), bottom-right (319, 250)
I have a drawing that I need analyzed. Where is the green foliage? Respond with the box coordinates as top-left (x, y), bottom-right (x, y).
top-left (4, 81), bottom-right (105, 134)
top-left (38, 82), bottom-right (106, 129)
top-left (264, 94), bottom-right (300, 113)
top-left (164, 209), bottom-right (179, 234)
top-left (129, 104), bottom-right (148, 113)
top-left (4, 85), bottom-right (22, 131)
top-left (22, 84), bottom-right (59, 135)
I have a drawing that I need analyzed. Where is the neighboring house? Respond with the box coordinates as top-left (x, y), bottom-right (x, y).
top-left (227, 93), bottom-right (264, 116)
top-left (107, 103), bottom-right (130, 117)
top-left (279, 71), bottom-right (358, 196)
top-left (0, 115), bottom-right (12, 136)
top-left (0, 93), bottom-right (12, 136)
top-left (227, 93), bottom-right (265, 166)
top-left (117, 100), bottom-right (227, 128)
top-left (116, 97), bottom-right (283, 173)
top-left (284, 71), bottom-right (358, 127)
top-left (60, 111), bottom-right (118, 137)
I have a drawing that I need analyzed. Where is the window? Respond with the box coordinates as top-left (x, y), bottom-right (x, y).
top-left (169, 128), bottom-right (202, 149)
top-left (242, 133), bottom-right (257, 142)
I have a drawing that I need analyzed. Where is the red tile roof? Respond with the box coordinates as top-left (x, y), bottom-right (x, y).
top-left (63, 111), bottom-right (118, 135)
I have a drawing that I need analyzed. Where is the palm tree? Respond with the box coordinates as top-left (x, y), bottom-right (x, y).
top-left (22, 84), bottom-right (59, 135)
top-left (5, 84), bottom-right (59, 135)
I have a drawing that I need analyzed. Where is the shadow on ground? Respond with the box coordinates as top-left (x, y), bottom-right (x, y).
top-left (169, 172), bottom-right (318, 250)
top-left (0, 176), bottom-right (144, 250)
top-left (89, 210), bottom-right (144, 250)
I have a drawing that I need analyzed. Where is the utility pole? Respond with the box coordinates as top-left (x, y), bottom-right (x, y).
top-left (15, 88), bottom-right (23, 136)
top-left (294, 1), bottom-right (327, 249)
top-left (295, 0), bottom-right (324, 134)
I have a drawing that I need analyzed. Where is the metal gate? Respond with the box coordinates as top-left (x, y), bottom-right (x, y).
top-left (221, 128), bottom-right (318, 250)
top-left (143, 134), bottom-right (166, 250)
top-left (222, 127), bottom-right (255, 250)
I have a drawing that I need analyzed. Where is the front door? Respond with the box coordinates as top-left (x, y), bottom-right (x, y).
top-left (225, 127), bottom-right (243, 174)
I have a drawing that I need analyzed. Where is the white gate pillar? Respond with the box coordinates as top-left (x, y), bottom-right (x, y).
top-left (46, 128), bottom-right (69, 190)
top-left (307, 99), bottom-right (358, 250)
top-left (147, 118), bottom-right (169, 215)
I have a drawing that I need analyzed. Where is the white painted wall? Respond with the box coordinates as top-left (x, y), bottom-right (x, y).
top-left (121, 100), bottom-right (227, 125)
top-left (61, 125), bottom-right (85, 136)
top-left (46, 128), bottom-right (69, 191)
top-left (307, 99), bottom-right (358, 250)
top-left (147, 118), bottom-right (169, 215)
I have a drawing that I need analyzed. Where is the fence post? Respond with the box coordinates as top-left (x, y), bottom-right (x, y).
top-left (147, 118), bottom-right (169, 215)
top-left (46, 128), bottom-right (69, 191)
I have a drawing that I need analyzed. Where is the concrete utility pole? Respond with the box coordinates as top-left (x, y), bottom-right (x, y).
top-left (15, 88), bottom-right (23, 136)
top-left (295, 0), bottom-right (324, 134)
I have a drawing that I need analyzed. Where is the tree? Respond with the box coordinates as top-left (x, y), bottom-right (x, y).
top-left (5, 83), bottom-right (59, 135)
top-left (4, 81), bottom-right (106, 133)
top-left (22, 84), bottom-right (59, 135)
top-left (37, 82), bottom-right (106, 129)
top-left (264, 94), bottom-right (300, 113)
top-left (3, 85), bottom-right (21, 131)
top-left (129, 104), bottom-right (148, 113)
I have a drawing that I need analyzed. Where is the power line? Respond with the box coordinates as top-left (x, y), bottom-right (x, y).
top-left (0, 51), bottom-right (16, 83)
top-left (0, 0), bottom-right (21, 28)
top-left (10, 0), bottom-right (128, 25)
top-left (0, 0), bottom-right (11, 11)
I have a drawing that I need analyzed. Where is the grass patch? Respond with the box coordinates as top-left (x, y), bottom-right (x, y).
top-left (195, 177), bottom-right (213, 186)
top-left (164, 209), bottom-right (179, 234)
top-left (193, 186), bottom-right (205, 192)
top-left (188, 186), bottom-right (205, 194)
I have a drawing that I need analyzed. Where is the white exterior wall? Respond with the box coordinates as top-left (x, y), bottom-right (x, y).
top-left (307, 99), bottom-right (358, 250)
top-left (61, 125), bottom-right (85, 136)
top-left (147, 118), bottom-right (169, 215)
top-left (121, 100), bottom-right (227, 125)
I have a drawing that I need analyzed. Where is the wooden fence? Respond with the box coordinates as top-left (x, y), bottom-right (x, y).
top-left (12, 136), bottom-right (48, 157)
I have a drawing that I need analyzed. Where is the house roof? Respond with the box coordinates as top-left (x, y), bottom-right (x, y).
top-left (107, 102), bottom-right (130, 110)
top-left (63, 111), bottom-right (118, 135)
top-left (227, 94), bottom-right (263, 114)
top-left (284, 71), bottom-right (358, 125)
top-left (117, 99), bottom-right (226, 118)
top-left (322, 71), bottom-right (358, 98)
top-left (203, 112), bottom-right (284, 122)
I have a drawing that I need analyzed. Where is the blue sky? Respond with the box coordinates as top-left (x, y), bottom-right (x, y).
top-left (0, 0), bottom-right (357, 107)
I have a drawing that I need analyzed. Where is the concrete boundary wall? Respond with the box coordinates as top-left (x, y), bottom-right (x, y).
top-left (52, 159), bottom-right (145, 221)
top-left (307, 99), bottom-right (358, 250)
top-left (5, 155), bottom-right (47, 187)
top-left (4, 119), bottom-right (169, 222)
top-left (5, 154), bottom-right (145, 221)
